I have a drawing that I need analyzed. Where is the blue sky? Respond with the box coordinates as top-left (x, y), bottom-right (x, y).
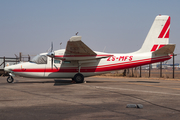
top-left (0, 0), bottom-right (180, 61)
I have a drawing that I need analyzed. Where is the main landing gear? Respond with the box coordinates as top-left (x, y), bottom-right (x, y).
top-left (72, 73), bottom-right (84, 83)
top-left (71, 62), bottom-right (84, 83)
top-left (7, 76), bottom-right (14, 83)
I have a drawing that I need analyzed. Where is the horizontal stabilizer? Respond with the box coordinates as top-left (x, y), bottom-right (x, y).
top-left (152, 44), bottom-right (175, 55)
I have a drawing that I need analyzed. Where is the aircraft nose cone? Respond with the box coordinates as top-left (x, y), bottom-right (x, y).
top-left (4, 66), bottom-right (11, 72)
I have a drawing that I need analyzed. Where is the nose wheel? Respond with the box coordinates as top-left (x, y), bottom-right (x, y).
top-left (7, 76), bottom-right (14, 83)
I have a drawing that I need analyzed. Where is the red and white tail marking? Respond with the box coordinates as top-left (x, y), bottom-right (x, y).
top-left (158, 44), bottom-right (165, 49)
top-left (151, 45), bottom-right (158, 52)
top-left (158, 16), bottom-right (170, 38)
top-left (151, 44), bottom-right (165, 52)
top-left (137, 15), bottom-right (170, 53)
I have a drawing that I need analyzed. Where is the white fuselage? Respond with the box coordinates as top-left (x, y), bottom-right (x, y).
top-left (4, 49), bottom-right (171, 79)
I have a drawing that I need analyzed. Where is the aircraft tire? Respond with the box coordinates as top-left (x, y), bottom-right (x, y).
top-left (7, 76), bottom-right (14, 83)
top-left (74, 73), bottom-right (84, 83)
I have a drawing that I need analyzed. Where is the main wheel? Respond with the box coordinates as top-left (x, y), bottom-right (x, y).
top-left (7, 76), bottom-right (14, 83)
top-left (74, 73), bottom-right (84, 83)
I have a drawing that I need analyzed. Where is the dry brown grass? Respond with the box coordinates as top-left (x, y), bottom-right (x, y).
top-left (97, 69), bottom-right (180, 79)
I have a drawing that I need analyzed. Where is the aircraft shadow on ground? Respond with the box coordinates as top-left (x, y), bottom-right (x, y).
top-left (54, 80), bottom-right (75, 86)
top-left (53, 80), bottom-right (105, 86)
top-left (13, 79), bottom-right (126, 86)
top-left (128, 81), bottom-right (160, 83)
top-left (13, 79), bottom-right (104, 86)
top-left (14, 79), bottom-right (73, 86)
top-left (14, 80), bottom-right (54, 84)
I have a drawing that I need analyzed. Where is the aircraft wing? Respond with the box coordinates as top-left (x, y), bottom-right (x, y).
top-left (153, 44), bottom-right (175, 55)
top-left (54, 36), bottom-right (113, 61)
top-left (65, 36), bottom-right (97, 56)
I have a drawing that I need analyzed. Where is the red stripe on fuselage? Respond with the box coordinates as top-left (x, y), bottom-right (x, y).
top-left (55, 54), bottom-right (113, 57)
top-left (12, 56), bottom-right (171, 73)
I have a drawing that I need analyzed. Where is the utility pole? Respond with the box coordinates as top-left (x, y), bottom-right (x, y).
top-left (149, 64), bottom-right (151, 77)
top-left (160, 62), bottom-right (162, 78)
top-left (19, 52), bottom-right (22, 62)
top-left (140, 66), bottom-right (141, 77)
top-left (173, 54), bottom-right (177, 78)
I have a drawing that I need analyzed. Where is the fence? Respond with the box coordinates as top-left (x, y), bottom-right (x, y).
top-left (126, 65), bottom-right (180, 79)
top-left (0, 53), bottom-right (31, 76)
top-left (101, 54), bottom-right (180, 79)
top-left (126, 54), bottom-right (180, 79)
top-left (0, 57), bottom-right (19, 69)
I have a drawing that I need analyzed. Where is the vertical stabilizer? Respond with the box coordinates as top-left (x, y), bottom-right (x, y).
top-left (137, 15), bottom-right (170, 53)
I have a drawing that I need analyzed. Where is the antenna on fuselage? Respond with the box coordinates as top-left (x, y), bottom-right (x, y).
top-left (75, 32), bottom-right (78, 36)
top-left (103, 46), bottom-right (106, 52)
top-left (60, 42), bottom-right (62, 49)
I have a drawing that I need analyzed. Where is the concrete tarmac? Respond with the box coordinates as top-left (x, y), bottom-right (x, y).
top-left (0, 76), bottom-right (180, 120)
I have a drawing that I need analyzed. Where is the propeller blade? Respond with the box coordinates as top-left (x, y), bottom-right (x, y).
top-left (47, 42), bottom-right (55, 58)
top-left (46, 42), bottom-right (54, 70)
top-left (51, 57), bottom-right (53, 70)
top-left (51, 42), bottom-right (53, 52)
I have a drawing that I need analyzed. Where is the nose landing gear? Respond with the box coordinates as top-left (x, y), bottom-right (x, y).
top-left (7, 76), bottom-right (14, 83)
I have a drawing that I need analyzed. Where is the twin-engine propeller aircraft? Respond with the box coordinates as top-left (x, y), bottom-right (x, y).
top-left (4, 15), bottom-right (175, 83)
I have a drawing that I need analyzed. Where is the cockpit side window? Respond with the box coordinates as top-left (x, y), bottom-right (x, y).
top-left (31, 55), bottom-right (47, 64)
top-left (37, 55), bottom-right (47, 64)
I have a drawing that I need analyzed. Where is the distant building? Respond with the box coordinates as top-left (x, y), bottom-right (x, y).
top-left (156, 63), bottom-right (179, 69)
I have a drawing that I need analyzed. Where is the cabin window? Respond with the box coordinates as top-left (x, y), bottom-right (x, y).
top-left (54, 60), bottom-right (61, 64)
top-left (63, 61), bottom-right (71, 63)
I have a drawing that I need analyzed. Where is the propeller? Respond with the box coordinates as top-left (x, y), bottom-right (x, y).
top-left (47, 42), bottom-right (54, 70)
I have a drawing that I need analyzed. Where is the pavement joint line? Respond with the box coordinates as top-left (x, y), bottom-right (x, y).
top-left (123, 82), bottom-right (180, 91)
top-left (80, 84), bottom-right (180, 96)
top-left (92, 76), bottom-right (180, 81)
top-left (76, 84), bottom-right (180, 112)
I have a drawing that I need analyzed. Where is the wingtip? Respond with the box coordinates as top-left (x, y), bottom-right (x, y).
top-left (69, 36), bottom-right (82, 41)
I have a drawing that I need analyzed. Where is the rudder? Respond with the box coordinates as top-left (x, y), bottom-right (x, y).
top-left (137, 15), bottom-right (170, 53)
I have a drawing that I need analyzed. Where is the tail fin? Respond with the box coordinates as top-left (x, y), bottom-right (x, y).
top-left (137, 15), bottom-right (170, 53)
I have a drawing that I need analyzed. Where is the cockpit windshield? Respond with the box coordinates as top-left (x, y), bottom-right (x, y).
top-left (31, 55), bottom-right (47, 64)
